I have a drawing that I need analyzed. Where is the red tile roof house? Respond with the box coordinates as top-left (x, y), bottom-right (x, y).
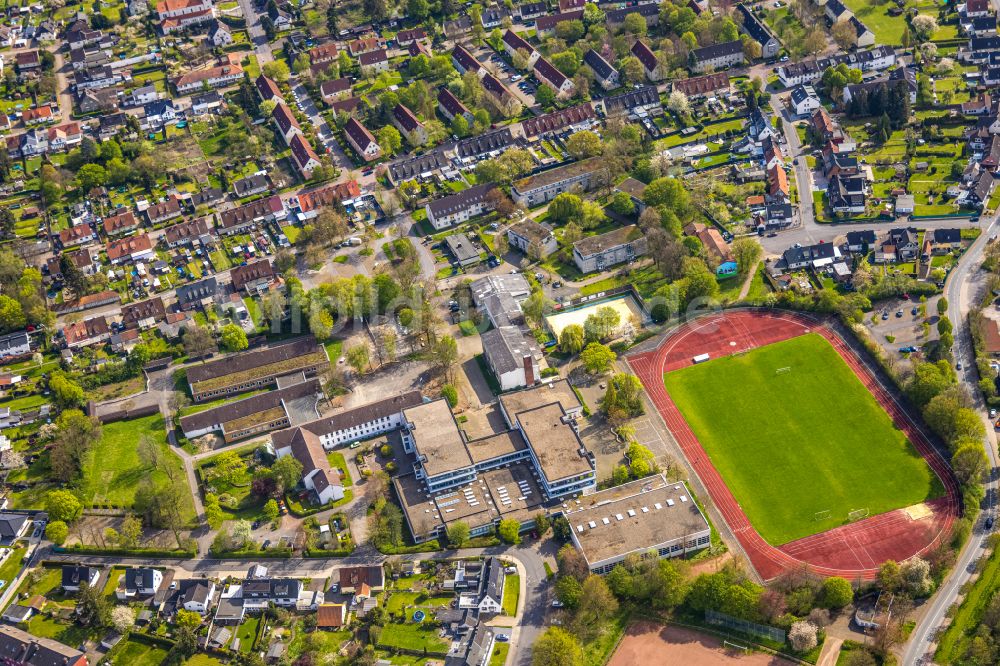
top-left (391, 103), bottom-right (428, 146)
top-left (59, 224), bottom-right (97, 248)
top-left (230, 259), bottom-right (275, 294)
top-left (101, 209), bottom-right (140, 237)
top-left (290, 180), bottom-right (361, 221)
top-left (22, 105), bottom-right (55, 126)
top-left (217, 195), bottom-right (286, 235)
top-left (289, 134), bottom-right (322, 178)
top-left (309, 42), bottom-right (340, 65)
top-left (396, 28), bottom-right (427, 45)
top-left (344, 117), bottom-right (382, 161)
top-left (63, 316), bottom-right (111, 348)
top-left (174, 63), bottom-right (244, 94)
top-left (163, 216), bottom-right (211, 247)
top-left (348, 37), bottom-right (386, 56)
top-left (143, 194), bottom-right (183, 225)
top-left (14, 51), bottom-right (40, 71)
top-left (106, 233), bottom-right (154, 264)
top-left (271, 102), bottom-right (303, 145)
top-left (438, 88), bottom-right (473, 124)
top-left (631, 39), bottom-right (667, 81)
top-left (255, 74), bottom-right (283, 103)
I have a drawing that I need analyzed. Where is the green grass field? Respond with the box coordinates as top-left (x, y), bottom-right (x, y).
top-left (79, 415), bottom-right (195, 522)
top-left (664, 334), bottom-right (943, 545)
top-left (935, 539), bottom-right (1000, 663)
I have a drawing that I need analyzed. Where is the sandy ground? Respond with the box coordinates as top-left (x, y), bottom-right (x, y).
top-left (608, 622), bottom-right (794, 666)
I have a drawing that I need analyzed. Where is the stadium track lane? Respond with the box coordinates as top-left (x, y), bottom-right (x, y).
top-left (626, 309), bottom-right (960, 581)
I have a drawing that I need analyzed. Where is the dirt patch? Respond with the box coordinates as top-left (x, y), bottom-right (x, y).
top-left (608, 622), bottom-right (793, 666)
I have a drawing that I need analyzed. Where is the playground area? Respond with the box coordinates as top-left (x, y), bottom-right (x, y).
top-left (608, 622), bottom-right (794, 666)
top-left (544, 292), bottom-right (646, 340)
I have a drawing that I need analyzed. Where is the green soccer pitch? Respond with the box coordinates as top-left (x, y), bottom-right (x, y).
top-left (663, 333), bottom-right (943, 545)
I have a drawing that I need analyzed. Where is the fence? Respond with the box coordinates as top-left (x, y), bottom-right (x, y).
top-left (705, 609), bottom-right (786, 644)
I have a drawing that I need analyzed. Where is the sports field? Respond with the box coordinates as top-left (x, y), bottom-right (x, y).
top-left (664, 333), bottom-right (943, 545)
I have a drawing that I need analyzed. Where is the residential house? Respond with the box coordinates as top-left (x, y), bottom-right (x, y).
top-left (789, 84), bottom-right (821, 117)
top-left (121, 297), bottom-right (167, 328)
top-left (175, 277), bottom-right (219, 310)
top-left (266, 3), bottom-right (292, 30)
top-left (686, 222), bottom-right (737, 276)
top-left (358, 49), bottom-right (389, 76)
top-left (690, 40), bottom-right (744, 73)
top-left (116, 568), bottom-right (163, 600)
top-left (437, 87), bottom-right (473, 124)
top-left (289, 134), bottom-right (322, 178)
top-left (452, 45), bottom-right (483, 76)
top-left (230, 259), bottom-right (275, 294)
top-left (845, 229), bottom-right (877, 253)
top-left (271, 102), bottom-right (302, 145)
top-left (673, 72), bottom-right (729, 99)
top-left (583, 49), bottom-right (620, 90)
top-left (106, 233), bottom-right (154, 264)
top-left (391, 103), bottom-right (428, 146)
top-left (396, 28), bottom-right (427, 46)
top-left (316, 603), bottom-right (347, 629)
top-left (0, 626), bottom-right (87, 666)
top-left (931, 228), bottom-right (963, 252)
top-left (631, 39), bottom-right (667, 81)
top-left (319, 78), bottom-right (352, 103)
top-left (232, 173), bottom-right (270, 199)
top-left (217, 195), bottom-right (285, 235)
top-left (606, 4), bottom-right (660, 28)
top-left (207, 20), bottom-right (232, 46)
top-left (827, 174), bottom-right (867, 214)
top-left (533, 57), bottom-right (574, 98)
top-left (339, 566), bottom-right (385, 594)
top-left (518, 1), bottom-right (547, 20)
top-left (507, 219), bottom-right (557, 257)
top-left (824, 0), bottom-right (853, 22)
top-left (425, 183), bottom-right (496, 230)
top-left (61, 566), bottom-right (99, 593)
top-left (736, 4), bottom-right (779, 59)
top-left (156, 0), bottom-right (214, 33)
top-left (520, 103), bottom-right (594, 138)
top-left (178, 580), bottom-right (216, 614)
top-left (348, 37), bottom-right (385, 56)
top-left (142, 100), bottom-right (177, 129)
top-left (511, 157), bottom-right (602, 206)
top-left (143, 194), bottom-right (183, 225)
top-left (309, 42), bottom-right (340, 67)
top-left (58, 224), bottom-right (98, 248)
top-left (601, 85), bottom-right (662, 117)
top-left (173, 63), bottom-right (243, 93)
top-left (0, 513), bottom-right (29, 540)
top-left (480, 73), bottom-right (520, 116)
top-left (535, 9), bottom-right (584, 37)
top-left (782, 241), bottom-right (840, 270)
top-left (290, 180), bottom-right (361, 221)
top-left (255, 74), bottom-right (283, 103)
top-left (848, 16), bottom-right (875, 47)
top-left (101, 209), bottom-right (140, 237)
top-left (163, 217), bottom-right (210, 247)
top-left (502, 29), bottom-right (539, 67)
top-left (573, 224), bottom-right (647, 273)
top-left (481, 326), bottom-right (541, 391)
top-left (344, 117), bottom-right (382, 162)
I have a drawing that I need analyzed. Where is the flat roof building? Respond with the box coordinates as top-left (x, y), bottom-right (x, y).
top-left (187, 337), bottom-right (328, 402)
top-left (565, 475), bottom-right (711, 574)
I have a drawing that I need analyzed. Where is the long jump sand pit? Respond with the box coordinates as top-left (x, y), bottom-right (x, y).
top-left (608, 622), bottom-right (794, 666)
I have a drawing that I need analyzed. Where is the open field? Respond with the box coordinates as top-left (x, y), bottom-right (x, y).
top-left (664, 334), bottom-right (943, 545)
top-left (79, 415), bottom-right (195, 521)
top-left (609, 622), bottom-right (795, 666)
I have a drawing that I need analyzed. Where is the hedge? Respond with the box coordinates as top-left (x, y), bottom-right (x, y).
top-left (53, 545), bottom-right (196, 558)
top-left (209, 548), bottom-right (293, 559)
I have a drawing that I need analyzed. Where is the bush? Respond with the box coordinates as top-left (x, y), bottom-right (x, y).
top-left (441, 384), bottom-right (458, 407)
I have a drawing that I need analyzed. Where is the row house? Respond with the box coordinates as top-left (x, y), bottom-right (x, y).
top-left (64, 316), bottom-right (110, 348)
top-left (481, 73), bottom-right (520, 117)
top-left (217, 195), bottom-right (286, 235)
top-left (289, 180), bottom-right (361, 221)
top-left (121, 297), bottom-right (167, 328)
top-left (775, 45), bottom-right (895, 87)
top-left (58, 223), bottom-right (97, 248)
top-left (319, 77), bottom-right (352, 103)
top-left (736, 4), bottom-right (780, 59)
top-left (520, 103), bottom-right (594, 139)
top-left (600, 85), bottom-right (662, 117)
top-left (451, 45), bottom-right (483, 77)
top-left (348, 36), bottom-right (386, 56)
top-left (358, 49), bottom-right (389, 77)
top-left (535, 9), bottom-right (583, 37)
top-left (174, 62), bottom-right (243, 93)
top-left (690, 40), bottom-right (744, 74)
top-left (673, 72), bottom-right (729, 99)
top-left (272, 102), bottom-right (302, 145)
top-left (230, 259), bottom-right (275, 294)
top-left (232, 173), bottom-right (270, 199)
top-left (157, 0), bottom-right (214, 33)
top-left (255, 73), bottom-right (283, 103)
top-left (606, 3), bottom-right (659, 28)
top-left (163, 216), bottom-right (211, 247)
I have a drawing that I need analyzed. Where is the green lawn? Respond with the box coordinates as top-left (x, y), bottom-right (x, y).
top-left (502, 574), bottom-right (519, 616)
top-left (489, 643), bottom-right (509, 666)
top-left (328, 451), bottom-right (353, 487)
top-left (111, 639), bottom-right (169, 665)
top-left (79, 415), bottom-right (195, 521)
top-left (664, 333), bottom-right (944, 545)
top-left (841, 0), bottom-right (907, 45)
top-left (0, 546), bottom-right (26, 588)
top-left (378, 622), bottom-right (450, 654)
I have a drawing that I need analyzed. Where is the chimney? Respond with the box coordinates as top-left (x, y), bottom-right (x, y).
top-left (523, 355), bottom-right (535, 385)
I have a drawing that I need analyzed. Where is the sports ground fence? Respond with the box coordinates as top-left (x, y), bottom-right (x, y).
top-left (705, 609), bottom-right (787, 644)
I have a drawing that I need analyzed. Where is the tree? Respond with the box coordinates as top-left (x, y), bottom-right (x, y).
top-left (532, 627), bottom-right (584, 666)
top-left (583, 306), bottom-right (621, 342)
top-left (0, 207), bottom-right (14, 238)
top-left (911, 14), bottom-right (938, 41)
top-left (559, 324), bottom-right (585, 354)
top-left (0, 295), bottom-right (25, 332)
top-left (119, 514), bottom-right (143, 549)
top-left (952, 442), bottom-right (989, 485)
top-left (175, 609), bottom-right (203, 631)
top-left (76, 163), bottom-right (108, 191)
top-left (183, 325), bottom-right (217, 359)
top-left (45, 520), bottom-right (68, 545)
top-left (77, 583), bottom-right (110, 627)
top-left (260, 498), bottom-right (279, 522)
top-left (535, 512), bottom-right (550, 535)
top-left (937, 298), bottom-right (948, 315)
top-left (272, 454), bottom-right (304, 494)
top-left (262, 60), bottom-right (290, 82)
top-left (789, 621), bottom-right (819, 652)
top-left (49, 410), bottom-right (100, 481)
top-left (312, 208), bottom-right (349, 246)
top-left (623, 11), bottom-right (648, 35)
top-left (643, 176), bottom-right (689, 212)
top-left (878, 560), bottom-right (902, 592)
top-left (535, 84), bottom-right (556, 107)
top-left (220, 324), bottom-right (248, 352)
top-left (609, 191), bottom-right (635, 217)
top-left (831, 19), bottom-right (857, 49)
top-left (498, 518), bottom-right (521, 544)
top-left (48, 371), bottom-right (84, 408)
top-left (580, 342), bottom-right (616, 374)
top-left (621, 56), bottom-right (644, 85)
top-left (564, 131), bottom-right (602, 159)
top-left (447, 521), bottom-right (470, 548)
top-left (377, 126), bottom-right (402, 155)
top-left (821, 577), bottom-right (854, 609)
top-left (554, 575), bottom-right (582, 608)
top-left (732, 238), bottom-right (762, 275)
top-left (433, 335), bottom-right (459, 377)
top-left (346, 343), bottom-right (370, 374)
top-left (548, 193), bottom-right (584, 225)
top-left (46, 489), bottom-right (83, 522)
top-left (667, 90), bottom-right (690, 116)
top-left (577, 574), bottom-right (618, 626)
top-left (900, 557), bottom-right (932, 596)
top-left (111, 606), bottom-right (136, 633)
top-left (212, 450), bottom-right (247, 486)
top-left (602, 373), bottom-right (645, 421)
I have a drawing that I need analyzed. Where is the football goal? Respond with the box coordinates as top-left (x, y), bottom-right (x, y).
top-left (775, 367), bottom-right (792, 375)
top-left (848, 508), bottom-right (870, 522)
top-left (723, 641), bottom-right (751, 654)
top-left (814, 509), bottom-right (832, 522)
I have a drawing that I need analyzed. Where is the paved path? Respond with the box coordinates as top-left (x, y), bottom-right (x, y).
top-left (816, 636), bottom-right (843, 666)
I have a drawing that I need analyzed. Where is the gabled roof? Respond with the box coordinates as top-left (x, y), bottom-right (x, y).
top-left (358, 49), bottom-right (388, 66)
top-left (230, 259), bottom-right (275, 290)
top-left (319, 77), bottom-right (352, 97)
top-left (583, 49), bottom-right (616, 80)
top-left (630, 39), bottom-right (658, 73)
top-left (102, 209), bottom-right (138, 234)
top-left (535, 9), bottom-right (583, 31)
top-left (452, 45), bottom-right (481, 73)
top-left (691, 39), bottom-right (743, 62)
top-left (520, 103), bottom-right (594, 137)
top-left (272, 102), bottom-right (301, 135)
top-left (218, 195), bottom-right (284, 229)
top-left (438, 87), bottom-right (471, 118)
top-left (295, 180), bottom-right (361, 212)
top-left (164, 216), bottom-right (211, 243)
top-left (106, 233), bottom-right (153, 261)
top-left (736, 3), bottom-right (776, 46)
top-left (344, 117), bottom-right (377, 148)
top-left (290, 134), bottom-right (320, 170)
top-left (392, 103), bottom-right (423, 132)
top-left (502, 29), bottom-right (533, 54)
top-left (255, 74), bottom-right (283, 102)
top-left (674, 72), bottom-right (729, 97)
top-left (481, 73), bottom-right (513, 101)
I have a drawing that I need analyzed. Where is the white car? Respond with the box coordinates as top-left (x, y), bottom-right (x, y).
top-left (511, 74), bottom-right (521, 82)
top-left (551, 600), bottom-right (564, 608)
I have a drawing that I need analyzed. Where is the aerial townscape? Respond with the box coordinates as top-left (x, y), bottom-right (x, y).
top-left (4, 0), bottom-right (1000, 664)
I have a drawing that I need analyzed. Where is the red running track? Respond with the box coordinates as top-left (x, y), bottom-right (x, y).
top-left (626, 309), bottom-right (961, 581)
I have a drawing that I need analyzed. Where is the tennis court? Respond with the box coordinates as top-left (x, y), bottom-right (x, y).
top-left (545, 294), bottom-right (645, 339)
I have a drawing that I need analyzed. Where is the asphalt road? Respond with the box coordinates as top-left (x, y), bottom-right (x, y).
top-left (237, 0), bottom-right (272, 65)
top-left (902, 215), bottom-right (1000, 665)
